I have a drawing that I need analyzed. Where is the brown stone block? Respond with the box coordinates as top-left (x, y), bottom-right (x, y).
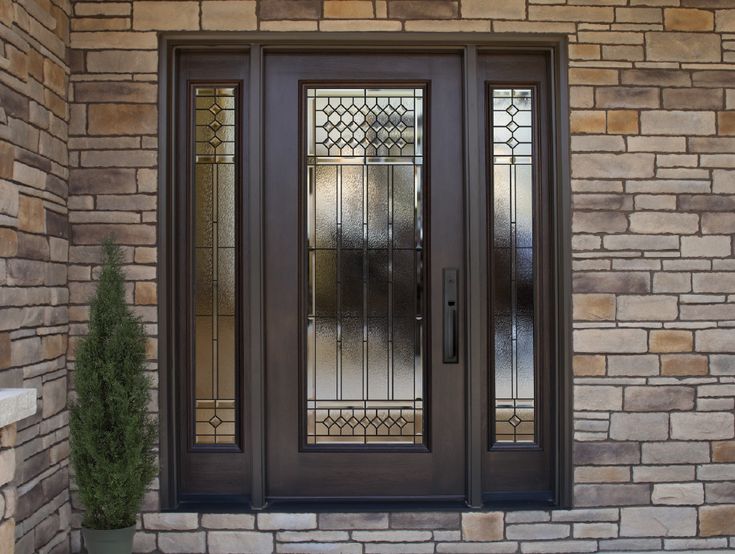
top-left (389, 1), bottom-right (458, 19)
top-left (663, 88), bottom-right (724, 110)
top-left (718, 111), bottom-right (735, 135)
top-left (573, 355), bottom-right (606, 376)
top-left (664, 8), bottom-right (714, 31)
top-left (0, 333), bottom-right (10, 369)
top-left (42, 335), bottom-right (67, 361)
top-left (72, 17), bottom-right (130, 31)
top-left (596, 87), bottom-right (659, 109)
top-left (86, 50), bottom-right (158, 74)
top-left (573, 272), bottom-right (650, 294)
top-left (693, 71), bottom-right (735, 87)
top-left (0, 142), bottom-right (13, 180)
top-left (574, 484), bottom-right (650, 507)
top-left (660, 354), bottom-right (708, 376)
top-left (650, 330), bottom-right (693, 353)
top-left (72, 224), bottom-right (156, 245)
top-left (0, 228), bottom-right (17, 257)
top-left (6, 44), bottom-right (27, 82)
top-left (259, 0), bottom-right (321, 19)
top-left (75, 82), bottom-right (157, 104)
top-left (622, 69), bottom-right (691, 87)
top-left (16, 232), bottom-right (50, 260)
top-left (699, 505), bottom-right (735, 536)
top-left (679, 194), bottom-right (735, 211)
top-left (569, 44), bottom-right (600, 61)
top-left (624, 386), bottom-right (695, 412)
top-left (573, 211), bottom-right (628, 233)
top-left (18, 195), bottom-right (45, 233)
top-left (712, 440), bottom-right (735, 462)
top-left (70, 168), bottom-right (137, 195)
top-left (607, 110), bottom-right (639, 135)
top-left (43, 59), bottom-right (67, 98)
top-left (88, 104), bottom-right (157, 136)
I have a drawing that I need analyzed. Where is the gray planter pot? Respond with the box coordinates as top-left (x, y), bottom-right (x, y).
top-left (82, 524), bottom-right (136, 554)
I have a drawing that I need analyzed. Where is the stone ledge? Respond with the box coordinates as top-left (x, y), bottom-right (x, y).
top-left (0, 389), bottom-right (37, 428)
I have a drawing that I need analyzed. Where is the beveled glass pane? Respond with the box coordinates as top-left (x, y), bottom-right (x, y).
top-left (491, 88), bottom-right (536, 445)
top-left (306, 86), bottom-right (425, 446)
top-left (193, 86), bottom-right (238, 445)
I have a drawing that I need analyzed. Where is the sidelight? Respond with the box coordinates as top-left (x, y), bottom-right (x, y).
top-left (491, 88), bottom-right (536, 444)
top-left (193, 86), bottom-right (238, 445)
top-left (304, 87), bottom-right (425, 446)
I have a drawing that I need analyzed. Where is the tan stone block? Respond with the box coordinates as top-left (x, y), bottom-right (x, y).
top-left (574, 329), bottom-right (648, 354)
top-left (602, 45), bottom-right (644, 62)
top-left (713, 441), bottom-right (735, 462)
top-left (324, 1), bottom-right (374, 18)
top-left (133, 1), bottom-right (199, 30)
top-left (403, 19), bottom-right (489, 31)
top-left (260, 19), bottom-right (318, 30)
top-left (573, 355), bottom-right (606, 377)
top-left (650, 330), bottom-right (693, 353)
top-left (569, 68), bottom-right (618, 86)
top-left (87, 51), bottom-right (158, 74)
top-left (661, 354), bottom-right (708, 376)
top-left (573, 294), bottom-right (616, 321)
top-left (629, 212), bottom-right (699, 234)
top-left (462, 512), bottom-right (503, 541)
top-left (462, 0), bottom-right (524, 19)
top-left (0, 423), bottom-right (16, 447)
top-left (201, 1), bottom-right (257, 30)
top-left (6, 43), bottom-right (27, 81)
top-left (575, 466), bottom-right (630, 483)
top-left (575, 385), bottom-right (622, 411)
top-left (571, 111), bottom-right (606, 134)
top-left (573, 153), bottom-right (654, 179)
top-left (71, 31), bottom-right (158, 50)
top-left (135, 282), bottom-right (157, 305)
top-left (717, 9), bottom-right (735, 32)
top-left (700, 505), bottom-right (735, 536)
top-left (0, 520), bottom-right (14, 554)
top-left (42, 334), bottom-right (67, 360)
top-left (607, 110), bottom-right (639, 135)
top-left (18, 195), bottom-right (45, 233)
top-left (665, 8), bottom-right (714, 31)
top-left (72, 17), bottom-right (130, 31)
top-left (569, 44), bottom-right (600, 61)
top-left (616, 7), bottom-right (661, 24)
top-left (324, 19), bottom-right (403, 30)
top-left (88, 104), bottom-right (157, 136)
top-left (718, 111), bottom-right (735, 135)
top-left (646, 32), bottom-right (721, 63)
top-left (0, 449), bottom-right (15, 488)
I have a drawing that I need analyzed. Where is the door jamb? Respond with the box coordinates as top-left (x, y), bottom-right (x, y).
top-left (158, 32), bottom-right (571, 511)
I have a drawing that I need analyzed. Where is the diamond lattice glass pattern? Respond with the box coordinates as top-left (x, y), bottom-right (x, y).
top-left (193, 87), bottom-right (237, 445)
top-left (305, 87), bottom-right (425, 446)
top-left (492, 88), bottom-right (536, 444)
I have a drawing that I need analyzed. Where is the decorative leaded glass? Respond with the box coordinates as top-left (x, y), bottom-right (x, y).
top-left (491, 88), bottom-right (536, 444)
top-left (193, 86), bottom-right (237, 445)
top-left (305, 87), bottom-right (425, 445)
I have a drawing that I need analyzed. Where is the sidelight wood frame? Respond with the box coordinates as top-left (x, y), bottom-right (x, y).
top-left (158, 33), bottom-right (571, 511)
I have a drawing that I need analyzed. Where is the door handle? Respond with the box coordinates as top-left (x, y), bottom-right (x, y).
top-left (443, 268), bottom-right (459, 363)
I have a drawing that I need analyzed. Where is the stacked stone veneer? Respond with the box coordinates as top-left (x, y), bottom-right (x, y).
top-left (0, 0), bottom-right (71, 553)
top-left (5, 0), bottom-right (735, 552)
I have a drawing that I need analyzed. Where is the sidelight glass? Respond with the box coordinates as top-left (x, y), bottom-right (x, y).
top-left (193, 86), bottom-right (237, 445)
top-left (305, 87), bottom-right (425, 446)
top-left (491, 88), bottom-right (536, 444)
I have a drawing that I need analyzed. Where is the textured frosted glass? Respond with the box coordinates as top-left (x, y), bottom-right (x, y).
top-left (306, 87), bottom-right (425, 445)
top-left (491, 88), bottom-right (536, 444)
top-left (193, 86), bottom-right (238, 445)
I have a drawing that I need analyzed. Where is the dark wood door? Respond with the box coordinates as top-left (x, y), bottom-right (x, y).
top-left (263, 53), bottom-right (466, 499)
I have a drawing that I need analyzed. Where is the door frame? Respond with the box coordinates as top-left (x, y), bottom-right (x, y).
top-left (158, 33), bottom-right (572, 511)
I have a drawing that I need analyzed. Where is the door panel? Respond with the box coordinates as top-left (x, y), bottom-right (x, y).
top-left (264, 53), bottom-right (465, 499)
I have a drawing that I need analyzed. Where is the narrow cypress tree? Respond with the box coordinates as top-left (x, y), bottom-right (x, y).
top-left (70, 240), bottom-right (156, 530)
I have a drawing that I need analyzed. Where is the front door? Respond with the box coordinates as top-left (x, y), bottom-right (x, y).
top-left (264, 53), bottom-right (466, 499)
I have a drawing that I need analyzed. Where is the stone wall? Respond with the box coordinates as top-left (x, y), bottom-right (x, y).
top-left (7, 0), bottom-right (735, 551)
top-left (0, 0), bottom-right (71, 553)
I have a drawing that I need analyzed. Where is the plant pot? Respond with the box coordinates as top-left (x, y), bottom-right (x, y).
top-left (82, 524), bottom-right (136, 554)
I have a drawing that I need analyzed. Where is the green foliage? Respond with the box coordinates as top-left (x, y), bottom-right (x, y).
top-left (70, 240), bottom-right (157, 530)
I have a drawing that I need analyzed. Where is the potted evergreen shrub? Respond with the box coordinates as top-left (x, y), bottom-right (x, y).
top-left (70, 240), bottom-right (156, 554)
